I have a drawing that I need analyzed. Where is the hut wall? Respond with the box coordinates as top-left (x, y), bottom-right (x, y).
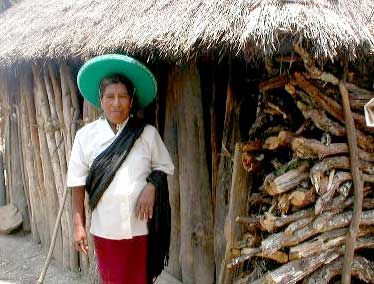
top-left (1, 57), bottom-right (258, 283)
top-left (1, 63), bottom-right (81, 270)
top-left (1, 70), bottom-right (31, 232)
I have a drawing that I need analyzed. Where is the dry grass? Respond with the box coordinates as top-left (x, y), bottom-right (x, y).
top-left (0, 0), bottom-right (373, 66)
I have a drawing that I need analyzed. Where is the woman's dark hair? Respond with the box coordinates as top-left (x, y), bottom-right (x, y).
top-left (99, 74), bottom-right (135, 99)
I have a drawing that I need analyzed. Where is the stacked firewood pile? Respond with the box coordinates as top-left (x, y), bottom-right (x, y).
top-left (229, 46), bottom-right (374, 284)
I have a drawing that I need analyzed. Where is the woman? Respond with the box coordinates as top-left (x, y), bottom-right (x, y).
top-left (67, 54), bottom-right (174, 284)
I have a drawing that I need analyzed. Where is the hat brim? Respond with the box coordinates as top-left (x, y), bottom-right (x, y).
top-left (77, 54), bottom-right (157, 109)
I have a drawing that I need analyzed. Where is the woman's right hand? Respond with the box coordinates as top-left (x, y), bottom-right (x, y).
top-left (72, 186), bottom-right (87, 254)
top-left (74, 224), bottom-right (88, 254)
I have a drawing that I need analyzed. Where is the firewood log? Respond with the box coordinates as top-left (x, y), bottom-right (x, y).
top-left (292, 137), bottom-right (374, 162)
top-left (284, 217), bottom-right (315, 237)
top-left (242, 140), bottom-right (263, 152)
top-left (248, 92), bottom-right (267, 140)
top-left (361, 159), bottom-right (374, 175)
top-left (315, 171), bottom-right (352, 215)
top-left (294, 72), bottom-right (374, 135)
top-left (248, 193), bottom-right (272, 206)
top-left (259, 76), bottom-right (289, 92)
top-left (336, 181), bottom-right (352, 198)
top-left (293, 100), bottom-right (346, 137)
top-left (265, 249), bottom-right (340, 284)
top-left (302, 256), bottom-right (374, 284)
top-left (226, 247), bottom-right (261, 269)
top-left (227, 248), bottom-right (288, 269)
top-left (263, 126), bottom-right (289, 138)
top-left (239, 191), bottom-right (359, 234)
top-left (236, 216), bottom-right (261, 226)
top-left (264, 208), bottom-right (315, 230)
top-left (347, 82), bottom-right (374, 111)
top-left (242, 152), bottom-right (264, 173)
top-left (311, 157), bottom-right (374, 192)
top-left (288, 187), bottom-right (316, 208)
top-left (289, 227), bottom-right (374, 260)
top-left (293, 43), bottom-right (339, 86)
top-left (310, 157), bottom-right (350, 193)
top-left (233, 233), bottom-right (261, 250)
top-left (263, 161), bottom-right (310, 196)
top-left (291, 89), bottom-right (374, 152)
top-left (290, 227), bottom-right (347, 259)
top-left (292, 137), bottom-right (348, 159)
top-left (264, 102), bottom-right (289, 120)
top-left (261, 237), bottom-right (373, 284)
top-left (363, 198), bottom-right (374, 210)
top-left (237, 208), bottom-right (314, 233)
top-left (277, 194), bottom-right (290, 214)
top-left (233, 260), bottom-right (268, 284)
top-left (261, 210), bottom-right (374, 255)
top-left (263, 131), bottom-right (294, 150)
top-left (259, 213), bottom-right (278, 233)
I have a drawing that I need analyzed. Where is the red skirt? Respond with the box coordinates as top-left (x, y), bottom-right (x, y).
top-left (93, 234), bottom-right (148, 284)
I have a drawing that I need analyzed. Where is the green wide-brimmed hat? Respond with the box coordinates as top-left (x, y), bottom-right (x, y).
top-left (77, 54), bottom-right (157, 109)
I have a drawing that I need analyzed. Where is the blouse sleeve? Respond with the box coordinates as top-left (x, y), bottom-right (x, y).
top-left (66, 134), bottom-right (89, 187)
top-left (150, 127), bottom-right (174, 175)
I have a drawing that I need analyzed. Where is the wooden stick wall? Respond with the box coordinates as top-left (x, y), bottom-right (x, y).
top-left (2, 63), bottom-right (81, 270)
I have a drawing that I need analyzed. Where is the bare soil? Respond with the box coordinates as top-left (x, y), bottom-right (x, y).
top-left (0, 231), bottom-right (85, 284)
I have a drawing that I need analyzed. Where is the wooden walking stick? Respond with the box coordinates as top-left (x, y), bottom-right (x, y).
top-left (37, 185), bottom-right (69, 284)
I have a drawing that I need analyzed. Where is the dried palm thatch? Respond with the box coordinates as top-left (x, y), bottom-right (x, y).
top-left (0, 0), bottom-right (373, 66)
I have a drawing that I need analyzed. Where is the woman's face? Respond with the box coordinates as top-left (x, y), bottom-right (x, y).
top-left (101, 82), bottom-right (132, 125)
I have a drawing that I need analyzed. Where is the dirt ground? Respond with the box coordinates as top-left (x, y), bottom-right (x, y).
top-left (0, 231), bottom-right (180, 284)
top-left (0, 231), bottom-right (85, 284)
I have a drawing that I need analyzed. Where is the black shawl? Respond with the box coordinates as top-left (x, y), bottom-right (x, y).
top-left (146, 170), bottom-right (171, 283)
top-left (85, 117), bottom-right (171, 283)
top-left (85, 117), bottom-right (145, 210)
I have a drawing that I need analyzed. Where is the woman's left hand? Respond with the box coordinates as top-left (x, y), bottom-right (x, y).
top-left (135, 183), bottom-right (156, 221)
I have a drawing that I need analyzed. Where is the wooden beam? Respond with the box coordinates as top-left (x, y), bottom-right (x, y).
top-left (220, 143), bottom-right (251, 284)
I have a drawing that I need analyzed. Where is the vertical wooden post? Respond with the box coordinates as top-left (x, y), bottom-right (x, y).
top-left (60, 62), bottom-right (80, 271)
top-left (19, 70), bottom-right (42, 242)
top-left (5, 71), bottom-right (31, 231)
top-left (215, 57), bottom-right (241, 279)
top-left (0, 153), bottom-right (6, 206)
top-left (164, 66), bottom-right (182, 280)
top-left (340, 80), bottom-right (363, 284)
top-left (4, 112), bottom-right (11, 204)
top-left (210, 66), bottom-right (219, 216)
top-left (48, 64), bottom-right (77, 268)
top-left (166, 65), bottom-right (215, 284)
top-left (25, 67), bottom-right (50, 247)
top-left (32, 65), bottom-right (63, 263)
top-left (219, 143), bottom-right (251, 284)
top-left (16, 104), bottom-right (33, 232)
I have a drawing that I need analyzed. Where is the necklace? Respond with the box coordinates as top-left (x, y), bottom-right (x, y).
top-left (116, 121), bottom-right (125, 132)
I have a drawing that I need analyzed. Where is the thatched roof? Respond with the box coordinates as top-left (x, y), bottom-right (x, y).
top-left (0, 0), bottom-right (373, 66)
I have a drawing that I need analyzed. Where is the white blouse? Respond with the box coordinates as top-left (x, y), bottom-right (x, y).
top-left (67, 117), bottom-right (174, 240)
